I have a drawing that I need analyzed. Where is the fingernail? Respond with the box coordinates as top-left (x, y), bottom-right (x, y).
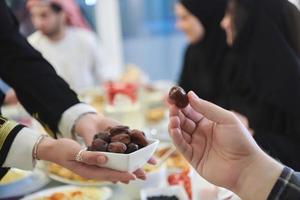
top-left (97, 156), bottom-right (107, 164)
top-left (189, 91), bottom-right (198, 99)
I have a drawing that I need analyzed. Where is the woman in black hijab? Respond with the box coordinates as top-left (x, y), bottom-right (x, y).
top-left (220, 0), bottom-right (300, 170)
top-left (176, 0), bottom-right (228, 104)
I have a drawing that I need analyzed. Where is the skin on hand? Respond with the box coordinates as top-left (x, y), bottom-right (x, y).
top-left (4, 89), bottom-right (19, 105)
top-left (231, 111), bottom-right (254, 135)
top-left (37, 137), bottom-right (145, 183)
top-left (74, 113), bottom-right (119, 145)
top-left (37, 137), bottom-right (135, 182)
top-left (168, 91), bottom-right (283, 200)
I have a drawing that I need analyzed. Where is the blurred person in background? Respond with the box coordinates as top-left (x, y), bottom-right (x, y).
top-left (26, 0), bottom-right (117, 93)
top-left (220, 0), bottom-right (300, 170)
top-left (7, 0), bottom-right (35, 36)
top-left (175, 0), bottom-right (228, 104)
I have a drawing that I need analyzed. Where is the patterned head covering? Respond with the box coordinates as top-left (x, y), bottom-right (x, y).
top-left (26, 0), bottom-right (90, 29)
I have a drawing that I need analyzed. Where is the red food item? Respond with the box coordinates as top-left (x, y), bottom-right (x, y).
top-left (168, 169), bottom-right (192, 200)
top-left (105, 82), bottom-right (138, 105)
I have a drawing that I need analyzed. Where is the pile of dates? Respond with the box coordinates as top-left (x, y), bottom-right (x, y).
top-left (88, 126), bottom-right (149, 154)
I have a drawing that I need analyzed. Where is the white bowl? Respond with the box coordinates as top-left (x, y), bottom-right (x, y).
top-left (140, 185), bottom-right (189, 200)
top-left (98, 139), bottom-right (159, 172)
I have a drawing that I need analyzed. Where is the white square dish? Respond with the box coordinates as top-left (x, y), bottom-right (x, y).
top-left (98, 138), bottom-right (159, 172)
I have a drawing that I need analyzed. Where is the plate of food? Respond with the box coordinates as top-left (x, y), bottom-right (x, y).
top-left (0, 168), bottom-right (31, 185)
top-left (47, 163), bottom-right (113, 187)
top-left (0, 168), bottom-right (49, 199)
top-left (155, 144), bottom-right (190, 170)
top-left (21, 185), bottom-right (112, 200)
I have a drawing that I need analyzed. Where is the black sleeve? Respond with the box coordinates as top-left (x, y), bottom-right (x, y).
top-left (178, 46), bottom-right (193, 91)
top-left (268, 167), bottom-right (300, 200)
top-left (0, 2), bottom-right (80, 135)
top-left (254, 132), bottom-right (300, 171)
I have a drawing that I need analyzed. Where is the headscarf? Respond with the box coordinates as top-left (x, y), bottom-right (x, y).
top-left (26, 0), bottom-right (90, 29)
top-left (223, 0), bottom-right (300, 169)
top-left (178, 0), bottom-right (228, 103)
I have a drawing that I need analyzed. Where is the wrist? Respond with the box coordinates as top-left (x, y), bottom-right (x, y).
top-left (74, 113), bottom-right (103, 137)
top-left (36, 136), bottom-right (56, 162)
top-left (74, 113), bottom-right (107, 145)
top-left (234, 150), bottom-right (284, 200)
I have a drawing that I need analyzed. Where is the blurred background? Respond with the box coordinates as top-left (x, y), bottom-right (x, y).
top-left (2, 1), bottom-right (300, 200)
top-left (6, 0), bottom-right (186, 82)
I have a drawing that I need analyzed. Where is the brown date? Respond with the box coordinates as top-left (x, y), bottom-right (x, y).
top-left (91, 138), bottom-right (108, 152)
top-left (130, 129), bottom-right (145, 136)
top-left (169, 86), bottom-right (189, 108)
top-left (130, 131), bottom-right (149, 147)
top-left (111, 133), bottom-right (131, 145)
top-left (94, 132), bottom-right (111, 143)
top-left (107, 142), bottom-right (127, 153)
top-left (109, 125), bottom-right (130, 136)
top-left (125, 143), bottom-right (139, 154)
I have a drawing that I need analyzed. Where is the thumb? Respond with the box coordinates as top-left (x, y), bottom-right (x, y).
top-left (188, 91), bottom-right (236, 124)
top-left (80, 150), bottom-right (107, 166)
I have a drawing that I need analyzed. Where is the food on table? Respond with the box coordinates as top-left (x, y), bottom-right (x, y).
top-left (121, 65), bottom-right (143, 84)
top-left (0, 169), bottom-right (29, 185)
top-left (147, 196), bottom-right (179, 200)
top-left (155, 147), bottom-right (190, 169)
top-left (169, 86), bottom-right (189, 108)
top-left (145, 107), bottom-right (165, 123)
top-left (111, 133), bottom-right (131, 145)
top-left (90, 95), bottom-right (105, 113)
top-left (126, 143), bottom-right (139, 154)
top-left (109, 125), bottom-right (130, 136)
top-left (93, 131), bottom-right (110, 143)
top-left (168, 170), bottom-right (192, 200)
top-left (105, 82), bottom-right (138, 105)
top-left (48, 163), bottom-right (98, 183)
top-left (34, 187), bottom-right (107, 200)
top-left (143, 164), bottom-right (162, 173)
top-left (107, 142), bottom-right (127, 153)
top-left (144, 84), bottom-right (156, 92)
top-left (88, 126), bottom-right (149, 154)
top-left (90, 138), bottom-right (108, 152)
top-left (130, 129), bottom-right (148, 147)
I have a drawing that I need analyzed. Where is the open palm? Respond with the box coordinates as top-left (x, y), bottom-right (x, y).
top-left (168, 92), bottom-right (261, 189)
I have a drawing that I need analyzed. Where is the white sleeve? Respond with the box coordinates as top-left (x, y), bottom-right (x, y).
top-left (3, 128), bottom-right (41, 170)
top-left (90, 36), bottom-right (120, 82)
top-left (2, 103), bottom-right (97, 170)
top-left (58, 103), bottom-right (97, 139)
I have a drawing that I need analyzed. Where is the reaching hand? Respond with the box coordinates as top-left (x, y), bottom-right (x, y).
top-left (168, 91), bottom-right (282, 199)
